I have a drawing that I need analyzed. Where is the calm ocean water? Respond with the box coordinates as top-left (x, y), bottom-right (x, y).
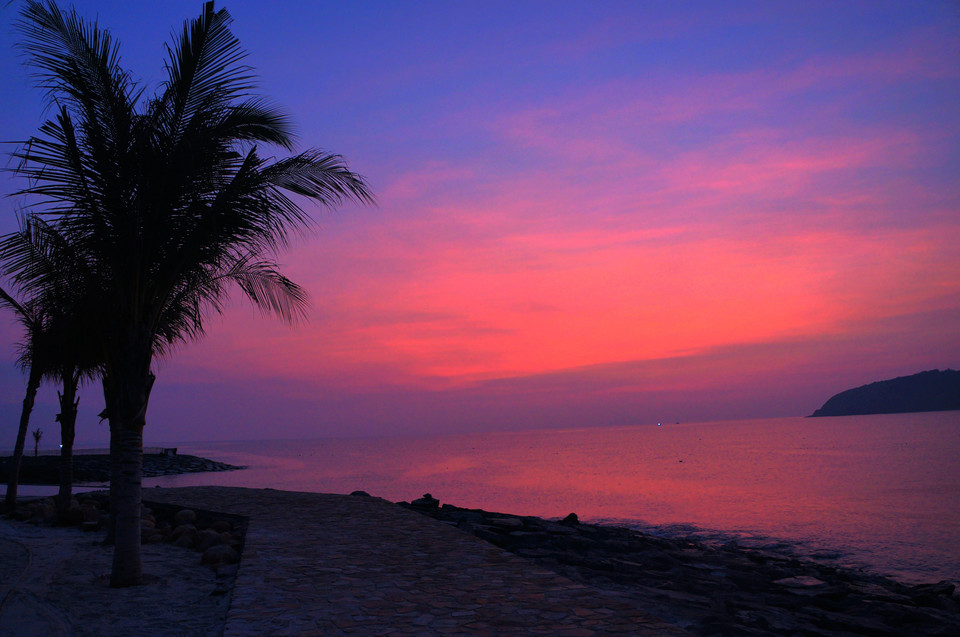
top-left (150, 412), bottom-right (960, 584)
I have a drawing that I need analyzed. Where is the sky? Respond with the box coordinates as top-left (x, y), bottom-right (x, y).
top-left (0, 1), bottom-right (958, 447)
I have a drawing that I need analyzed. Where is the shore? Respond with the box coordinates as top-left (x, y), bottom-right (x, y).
top-left (0, 452), bottom-right (243, 485)
top-left (2, 486), bottom-right (958, 635)
top-left (402, 496), bottom-right (960, 635)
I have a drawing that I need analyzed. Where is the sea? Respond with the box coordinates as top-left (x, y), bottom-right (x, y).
top-left (60, 412), bottom-right (960, 584)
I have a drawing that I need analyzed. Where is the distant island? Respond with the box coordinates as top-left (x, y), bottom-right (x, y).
top-left (810, 369), bottom-right (960, 417)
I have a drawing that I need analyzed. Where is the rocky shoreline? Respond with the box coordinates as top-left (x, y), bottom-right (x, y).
top-left (0, 453), bottom-right (243, 485)
top-left (401, 494), bottom-right (960, 636)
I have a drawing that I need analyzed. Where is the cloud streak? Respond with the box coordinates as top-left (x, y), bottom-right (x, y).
top-left (0, 2), bottom-right (957, 445)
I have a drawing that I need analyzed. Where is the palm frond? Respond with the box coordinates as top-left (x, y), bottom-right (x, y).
top-left (15, 0), bottom-right (138, 155)
top-left (8, 0), bottom-right (372, 383)
top-left (160, 2), bottom-right (257, 148)
top-left (222, 254), bottom-right (309, 324)
top-left (267, 150), bottom-right (375, 204)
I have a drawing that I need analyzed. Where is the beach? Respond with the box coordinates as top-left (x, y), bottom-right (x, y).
top-left (2, 485), bottom-right (959, 636)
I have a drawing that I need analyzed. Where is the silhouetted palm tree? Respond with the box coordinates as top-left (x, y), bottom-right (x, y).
top-left (10, 1), bottom-right (372, 586)
top-left (0, 289), bottom-right (49, 509)
top-left (1, 216), bottom-right (100, 513)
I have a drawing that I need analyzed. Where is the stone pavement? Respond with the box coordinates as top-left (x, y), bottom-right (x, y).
top-left (0, 486), bottom-right (688, 635)
top-left (0, 504), bottom-right (229, 636)
top-left (145, 486), bottom-right (687, 636)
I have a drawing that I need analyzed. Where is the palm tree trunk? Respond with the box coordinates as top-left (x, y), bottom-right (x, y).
top-left (106, 359), bottom-right (155, 588)
top-left (110, 422), bottom-right (144, 587)
top-left (5, 365), bottom-right (42, 509)
top-left (56, 370), bottom-right (80, 515)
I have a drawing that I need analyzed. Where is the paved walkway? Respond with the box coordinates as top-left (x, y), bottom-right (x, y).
top-left (1, 486), bottom-right (687, 635)
top-left (146, 486), bottom-right (687, 636)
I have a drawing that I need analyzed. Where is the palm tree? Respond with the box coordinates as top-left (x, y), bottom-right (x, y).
top-left (31, 428), bottom-right (42, 456)
top-left (0, 289), bottom-right (49, 509)
top-left (10, 1), bottom-right (372, 586)
top-left (47, 299), bottom-right (97, 515)
top-left (1, 216), bottom-right (99, 513)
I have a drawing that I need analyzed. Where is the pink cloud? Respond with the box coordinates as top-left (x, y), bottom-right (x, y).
top-left (381, 162), bottom-right (477, 202)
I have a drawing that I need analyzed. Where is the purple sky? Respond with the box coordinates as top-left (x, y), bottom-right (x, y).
top-left (1, 1), bottom-right (958, 447)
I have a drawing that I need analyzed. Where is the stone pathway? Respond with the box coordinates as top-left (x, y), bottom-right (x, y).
top-left (0, 508), bottom-right (228, 636)
top-left (144, 486), bottom-right (687, 636)
top-left (0, 486), bottom-right (687, 635)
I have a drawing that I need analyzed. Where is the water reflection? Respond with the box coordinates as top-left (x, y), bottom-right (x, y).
top-left (151, 412), bottom-right (960, 582)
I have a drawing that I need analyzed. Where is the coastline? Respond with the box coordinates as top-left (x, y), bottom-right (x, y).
top-left (2, 485), bottom-right (958, 635)
top-left (402, 497), bottom-right (960, 635)
top-left (0, 452), bottom-right (243, 486)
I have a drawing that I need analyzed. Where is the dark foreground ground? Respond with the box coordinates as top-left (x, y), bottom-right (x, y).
top-left (0, 453), bottom-right (242, 485)
top-left (402, 497), bottom-right (960, 636)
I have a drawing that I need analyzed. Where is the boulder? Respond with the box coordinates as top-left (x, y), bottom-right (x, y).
top-left (411, 493), bottom-right (440, 509)
top-left (489, 517), bottom-right (524, 529)
top-left (196, 528), bottom-right (222, 552)
top-left (214, 531), bottom-right (234, 548)
top-left (173, 508), bottom-right (197, 525)
top-left (560, 512), bottom-right (579, 526)
top-left (211, 519), bottom-right (232, 533)
top-left (170, 523), bottom-right (197, 540)
top-left (59, 502), bottom-right (85, 526)
top-left (80, 505), bottom-right (101, 524)
top-left (171, 524), bottom-right (199, 548)
top-left (34, 502), bottom-right (58, 524)
top-left (174, 509), bottom-right (196, 524)
top-left (201, 544), bottom-right (239, 567)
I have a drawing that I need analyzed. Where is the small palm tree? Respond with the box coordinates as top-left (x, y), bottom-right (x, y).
top-left (1, 215), bottom-right (102, 513)
top-left (10, 1), bottom-right (372, 586)
top-left (31, 428), bottom-right (42, 456)
top-left (0, 288), bottom-right (51, 509)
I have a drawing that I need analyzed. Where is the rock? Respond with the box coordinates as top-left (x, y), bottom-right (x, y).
top-left (59, 502), bottom-right (85, 526)
top-left (411, 493), bottom-right (440, 509)
top-left (350, 490), bottom-right (371, 497)
top-left (560, 512), bottom-right (579, 526)
top-left (9, 508), bottom-right (32, 522)
top-left (910, 580), bottom-right (958, 608)
top-left (398, 498), bottom-right (960, 636)
top-left (201, 544), bottom-right (239, 567)
top-left (80, 505), bottom-right (101, 524)
top-left (489, 517), bottom-right (524, 529)
top-left (171, 523), bottom-right (197, 539)
top-left (219, 532), bottom-right (240, 549)
top-left (173, 509), bottom-right (197, 525)
top-left (774, 576), bottom-right (826, 588)
top-left (913, 581), bottom-right (956, 598)
top-left (211, 519), bottom-right (232, 533)
top-left (196, 528), bottom-right (222, 552)
top-left (171, 525), bottom-right (199, 548)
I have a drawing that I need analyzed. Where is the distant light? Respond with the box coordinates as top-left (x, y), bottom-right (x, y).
top-left (657, 422), bottom-right (661, 427)
top-left (59, 444), bottom-right (62, 449)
